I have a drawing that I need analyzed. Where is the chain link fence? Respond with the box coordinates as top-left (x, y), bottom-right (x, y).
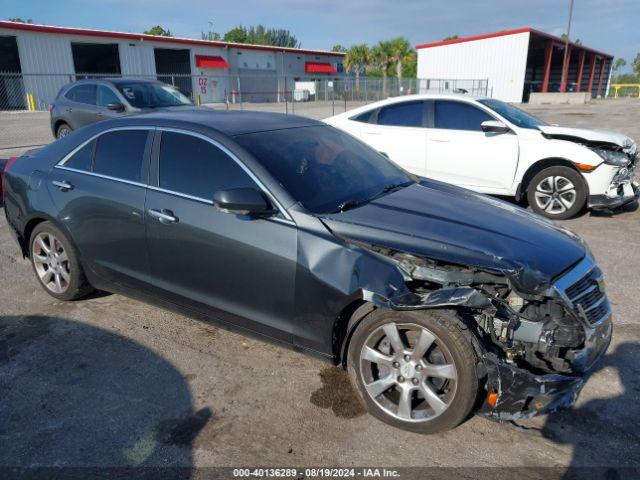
top-left (0, 72), bottom-right (489, 119)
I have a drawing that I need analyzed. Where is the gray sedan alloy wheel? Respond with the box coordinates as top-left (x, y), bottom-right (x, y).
top-left (32, 232), bottom-right (71, 294)
top-left (359, 322), bottom-right (458, 423)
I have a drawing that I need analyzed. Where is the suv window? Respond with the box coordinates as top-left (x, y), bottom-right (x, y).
top-left (65, 139), bottom-right (96, 171)
top-left (434, 101), bottom-right (493, 131)
top-left (377, 101), bottom-right (424, 127)
top-left (66, 84), bottom-right (97, 105)
top-left (96, 85), bottom-right (121, 108)
top-left (93, 130), bottom-right (148, 183)
top-left (159, 132), bottom-right (255, 200)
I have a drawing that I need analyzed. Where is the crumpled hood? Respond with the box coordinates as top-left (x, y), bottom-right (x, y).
top-left (320, 180), bottom-right (586, 293)
top-left (538, 125), bottom-right (634, 148)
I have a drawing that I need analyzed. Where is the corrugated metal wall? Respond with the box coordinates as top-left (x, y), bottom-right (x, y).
top-left (1, 25), bottom-right (344, 108)
top-left (417, 32), bottom-right (531, 102)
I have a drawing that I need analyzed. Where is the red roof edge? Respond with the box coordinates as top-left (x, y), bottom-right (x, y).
top-left (416, 27), bottom-right (532, 50)
top-left (416, 27), bottom-right (613, 59)
top-left (0, 21), bottom-right (346, 57)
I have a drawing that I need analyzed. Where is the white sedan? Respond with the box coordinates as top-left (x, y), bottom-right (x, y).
top-left (324, 94), bottom-right (638, 219)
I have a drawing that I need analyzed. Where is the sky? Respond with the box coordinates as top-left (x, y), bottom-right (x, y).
top-left (2, 0), bottom-right (639, 71)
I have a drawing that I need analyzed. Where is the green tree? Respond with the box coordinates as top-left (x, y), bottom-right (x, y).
top-left (371, 41), bottom-right (394, 95)
top-left (202, 30), bottom-right (221, 40)
top-left (613, 58), bottom-right (627, 72)
top-left (144, 25), bottom-right (172, 37)
top-left (386, 37), bottom-right (412, 83)
top-left (402, 50), bottom-right (417, 78)
top-left (265, 28), bottom-right (300, 48)
top-left (443, 35), bottom-right (459, 41)
top-left (202, 22), bottom-right (221, 41)
top-left (224, 26), bottom-right (247, 43)
top-left (221, 25), bottom-right (300, 48)
top-left (344, 44), bottom-right (370, 92)
top-left (633, 53), bottom-right (640, 75)
top-left (331, 44), bottom-right (348, 53)
top-left (7, 17), bottom-right (33, 23)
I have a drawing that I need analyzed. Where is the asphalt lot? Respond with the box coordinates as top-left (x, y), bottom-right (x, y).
top-left (1, 99), bottom-right (639, 475)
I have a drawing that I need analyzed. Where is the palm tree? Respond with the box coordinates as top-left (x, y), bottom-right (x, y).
top-left (386, 37), bottom-right (412, 86)
top-left (371, 42), bottom-right (394, 96)
top-left (344, 44), bottom-right (370, 93)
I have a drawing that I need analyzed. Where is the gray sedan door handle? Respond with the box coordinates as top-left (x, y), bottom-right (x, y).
top-left (148, 209), bottom-right (178, 224)
top-left (52, 180), bottom-right (73, 191)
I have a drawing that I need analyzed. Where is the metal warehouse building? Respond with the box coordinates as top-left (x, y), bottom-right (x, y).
top-left (0, 21), bottom-right (344, 109)
top-left (416, 27), bottom-right (613, 103)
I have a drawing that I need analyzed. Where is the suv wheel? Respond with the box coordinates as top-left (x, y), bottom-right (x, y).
top-left (527, 166), bottom-right (586, 220)
top-left (30, 222), bottom-right (93, 301)
top-left (56, 123), bottom-right (72, 139)
top-left (347, 309), bottom-right (479, 434)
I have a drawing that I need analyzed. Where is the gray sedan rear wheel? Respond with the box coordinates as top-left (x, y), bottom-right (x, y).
top-left (30, 222), bottom-right (93, 301)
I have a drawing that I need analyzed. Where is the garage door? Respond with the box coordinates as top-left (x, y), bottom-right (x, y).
top-left (72, 43), bottom-right (121, 77)
top-left (0, 36), bottom-right (25, 109)
top-left (154, 48), bottom-right (193, 99)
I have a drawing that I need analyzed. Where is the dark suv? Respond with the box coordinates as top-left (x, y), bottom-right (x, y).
top-left (4, 110), bottom-right (612, 433)
top-left (49, 78), bottom-right (194, 138)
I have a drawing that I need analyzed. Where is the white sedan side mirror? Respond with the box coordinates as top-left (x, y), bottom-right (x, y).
top-left (481, 120), bottom-right (511, 134)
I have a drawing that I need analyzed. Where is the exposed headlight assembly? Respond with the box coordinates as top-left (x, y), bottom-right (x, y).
top-left (593, 148), bottom-right (631, 167)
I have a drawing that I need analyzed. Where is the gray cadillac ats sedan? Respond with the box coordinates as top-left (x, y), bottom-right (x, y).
top-left (3, 110), bottom-right (612, 433)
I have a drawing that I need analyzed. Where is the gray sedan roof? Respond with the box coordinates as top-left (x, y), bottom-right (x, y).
top-left (115, 108), bottom-right (324, 136)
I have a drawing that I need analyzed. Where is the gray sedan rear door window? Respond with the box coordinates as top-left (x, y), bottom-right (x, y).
top-left (93, 130), bottom-right (148, 183)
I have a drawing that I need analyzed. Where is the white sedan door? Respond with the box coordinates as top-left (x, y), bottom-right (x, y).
top-left (358, 100), bottom-right (428, 177)
top-left (426, 100), bottom-right (519, 193)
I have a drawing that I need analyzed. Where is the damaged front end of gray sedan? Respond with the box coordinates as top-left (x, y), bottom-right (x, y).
top-left (305, 182), bottom-right (613, 428)
top-left (366, 246), bottom-right (611, 421)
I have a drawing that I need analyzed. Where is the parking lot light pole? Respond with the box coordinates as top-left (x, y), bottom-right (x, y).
top-left (560, 0), bottom-right (574, 93)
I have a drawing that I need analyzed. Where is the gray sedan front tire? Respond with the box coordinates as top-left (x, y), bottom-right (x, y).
top-left (347, 308), bottom-right (480, 434)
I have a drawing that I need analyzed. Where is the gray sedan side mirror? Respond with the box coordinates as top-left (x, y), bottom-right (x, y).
top-left (107, 102), bottom-right (125, 112)
top-left (481, 120), bottom-right (510, 134)
top-left (213, 188), bottom-right (275, 217)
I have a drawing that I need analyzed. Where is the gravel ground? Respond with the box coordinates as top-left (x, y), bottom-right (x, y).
top-left (1, 100), bottom-right (639, 477)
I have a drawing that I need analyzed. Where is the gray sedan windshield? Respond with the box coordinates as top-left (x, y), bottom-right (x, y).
top-left (235, 126), bottom-right (413, 214)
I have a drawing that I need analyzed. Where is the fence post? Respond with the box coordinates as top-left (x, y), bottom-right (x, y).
top-left (332, 84), bottom-right (335, 116)
top-left (344, 82), bottom-right (347, 112)
top-left (291, 76), bottom-right (295, 114)
top-left (284, 76), bottom-right (288, 114)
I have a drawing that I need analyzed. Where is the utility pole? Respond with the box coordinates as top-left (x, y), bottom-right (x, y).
top-left (560, 0), bottom-right (575, 91)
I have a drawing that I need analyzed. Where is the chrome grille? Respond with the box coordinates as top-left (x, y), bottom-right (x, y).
top-left (555, 256), bottom-right (611, 326)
